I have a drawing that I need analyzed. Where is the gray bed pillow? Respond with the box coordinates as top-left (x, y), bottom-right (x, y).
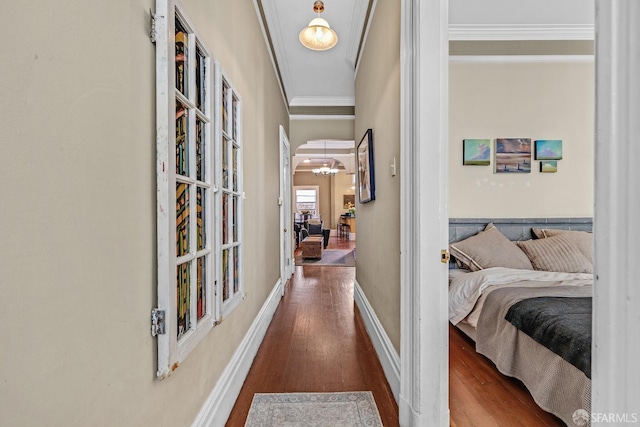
top-left (517, 234), bottom-right (593, 273)
top-left (449, 223), bottom-right (533, 272)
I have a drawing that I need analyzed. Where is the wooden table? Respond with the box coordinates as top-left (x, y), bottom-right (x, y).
top-left (301, 236), bottom-right (324, 259)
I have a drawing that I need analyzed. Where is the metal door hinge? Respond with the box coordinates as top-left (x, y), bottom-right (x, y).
top-left (150, 9), bottom-right (158, 43)
top-left (151, 308), bottom-right (166, 336)
top-left (441, 249), bottom-right (450, 264)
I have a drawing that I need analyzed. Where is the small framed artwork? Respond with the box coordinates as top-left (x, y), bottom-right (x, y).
top-left (343, 194), bottom-right (355, 208)
top-left (540, 161), bottom-right (558, 173)
top-left (495, 138), bottom-right (531, 173)
top-left (463, 139), bottom-right (491, 165)
top-left (357, 129), bottom-right (375, 203)
top-left (535, 140), bottom-right (563, 160)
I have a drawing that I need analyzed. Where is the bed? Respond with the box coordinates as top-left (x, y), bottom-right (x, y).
top-left (448, 218), bottom-right (593, 426)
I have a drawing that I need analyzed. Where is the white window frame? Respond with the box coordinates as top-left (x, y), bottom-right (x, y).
top-left (154, 0), bottom-right (216, 379)
top-left (294, 186), bottom-right (319, 216)
top-left (215, 64), bottom-right (244, 317)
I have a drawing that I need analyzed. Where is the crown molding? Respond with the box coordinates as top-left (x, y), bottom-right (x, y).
top-left (449, 24), bottom-right (595, 41)
top-left (253, 1), bottom-right (290, 110)
top-left (289, 96), bottom-right (355, 107)
top-left (289, 114), bottom-right (355, 121)
top-left (449, 54), bottom-right (594, 63)
top-left (258, 0), bottom-right (294, 104)
top-left (345, 0), bottom-right (370, 69)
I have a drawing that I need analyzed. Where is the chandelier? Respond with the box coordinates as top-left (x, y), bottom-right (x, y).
top-left (312, 141), bottom-right (339, 176)
top-left (299, 0), bottom-right (338, 51)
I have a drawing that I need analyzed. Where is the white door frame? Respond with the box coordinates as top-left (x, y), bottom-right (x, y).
top-left (399, 0), bottom-right (449, 425)
top-left (279, 125), bottom-right (294, 291)
top-left (592, 0), bottom-right (640, 419)
top-left (398, 1), bottom-right (640, 425)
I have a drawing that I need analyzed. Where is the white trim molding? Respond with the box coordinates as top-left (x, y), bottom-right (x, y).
top-left (345, 0), bottom-right (370, 69)
top-left (593, 0), bottom-right (640, 421)
top-left (354, 280), bottom-right (400, 401)
top-left (400, 0), bottom-right (449, 425)
top-left (252, 0), bottom-right (289, 112)
top-left (289, 114), bottom-right (355, 121)
top-left (449, 55), bottom-right (594, 63)
top-left (289, 96), bottom-right (355, 107)
top-left (449, 24), bottom-right (595, 41)
top-left (354, 0), bottom-right (378, 78)
top-left (191, 279), bottom-right (283, 427)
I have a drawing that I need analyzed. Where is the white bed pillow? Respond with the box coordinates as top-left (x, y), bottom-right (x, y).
top-left (449, 223), bottom-right (533, 272)
top-left (517, 234), bottom-right (593, 273)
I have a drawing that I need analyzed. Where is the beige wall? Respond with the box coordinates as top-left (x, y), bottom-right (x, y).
top-left (332, 173), bottom-right (356, 229)
top-left (0, 1), bottom-right (287, 426)
top-left (449, 61), bottom-right (594, 218)
top-left (354, 0), bottom-right (402, 352)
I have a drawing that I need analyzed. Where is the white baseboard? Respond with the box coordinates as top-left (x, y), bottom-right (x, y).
top-left (192, 279), bottom-right (283, 427)
top-left (353, 280), bottom-right (400, 402)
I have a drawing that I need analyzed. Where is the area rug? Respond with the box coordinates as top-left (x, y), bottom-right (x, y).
top-left (244, 391), bottom-right (383, 427)
top-left (295, 249), bottom-right (356, 267)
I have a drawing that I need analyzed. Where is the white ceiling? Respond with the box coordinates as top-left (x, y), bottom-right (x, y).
top-left (259, 0), bottom-right (368, 108)
top-left (257, 0), bottom-right (594, 114)
top-left (256, 0), bottom-right (594, 169)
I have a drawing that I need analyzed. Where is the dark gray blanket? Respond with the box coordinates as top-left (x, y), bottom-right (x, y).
top-left (505, 296), bottom-right (591, 378)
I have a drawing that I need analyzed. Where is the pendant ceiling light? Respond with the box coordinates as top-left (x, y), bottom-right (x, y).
top-left (312, 141), bottom-right (339, 176)
top-left (299, 0), bottom-right (338, 51)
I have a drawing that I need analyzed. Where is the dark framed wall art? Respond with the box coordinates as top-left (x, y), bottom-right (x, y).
top-left (357, 128), bottom-right (375, 203)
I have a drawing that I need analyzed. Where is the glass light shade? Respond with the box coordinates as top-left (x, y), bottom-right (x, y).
top-left (312, 163), bottom-right (339, 176)
top-left (299, 17), bottom-right (338, 51)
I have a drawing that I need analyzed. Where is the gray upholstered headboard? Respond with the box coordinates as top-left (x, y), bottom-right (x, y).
top-left (449, 217), bottom-right (593, 268)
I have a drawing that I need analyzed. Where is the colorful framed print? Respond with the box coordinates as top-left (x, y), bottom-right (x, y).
top-left (463, 139), bottom-right (491, 165)
top-left (357, 129), bottom-right (375, 203)
top-left (495, 138), bottom-right (531, 173)
top-left (535, 139), bottom-right (563, 160)
top-left (540, 161), bottom-right (558, 173)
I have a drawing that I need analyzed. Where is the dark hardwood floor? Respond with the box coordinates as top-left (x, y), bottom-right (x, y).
top-left (226, 236), bottom-right (563, 426)
top-left (227, 236), bottom-right (399, 426)
top-left (449, 324), bottom-right (565, 427)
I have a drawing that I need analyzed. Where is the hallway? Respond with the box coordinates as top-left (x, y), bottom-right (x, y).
top-left (227, 237), bottom-right (399, 426)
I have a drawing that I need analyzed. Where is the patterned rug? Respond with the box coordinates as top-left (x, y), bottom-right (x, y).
top-left (295, 249), bottom-right (356, 267)
top-left (244, 391), bottom-right (383, 427)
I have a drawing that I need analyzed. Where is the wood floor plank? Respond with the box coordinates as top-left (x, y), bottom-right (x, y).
top-left (226, 238), bottom-right (399, 426)
top-left (227, 237), bottom-right (563, 426)
top-left (449, 324), bottom-right (565, 426)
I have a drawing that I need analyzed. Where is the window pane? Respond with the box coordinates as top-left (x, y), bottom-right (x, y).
top-left (195, 47), bottom-right (205, 112)
top-left (233, 246), bottom-right (239, 293)
top-left (197, 256), bottom-right (205, 320)
top-left (176, 182), bottom-right (190, 256)
top-left (296, 189), bottom-right (316, 198)
top-left (232, 145), bottom-right (238, 192)
top-left (175, 19), bottom-right (188, 98)
top-left (232, 96), bottom-right (238, 141)
top-left (296, 195), bottom-right (316, 203)
top-left (222, 82), bottom-right (229, 134)
top-left (222, 137), bottom-right (229, 189)
top-left (232, 195), bottom-right (238, 242)
top-left (196, 119), bottom-right (205, 182)
top-left (197, 187), bottom-right (205, 250)
top-left (176, 101), bottom-right (188, 176)
top-left (177, 261), bottom-right (191, 339)
top-left (222, 249), bottom-right (229, 301)
top-left (222, 193), bottom-right (228, 244)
